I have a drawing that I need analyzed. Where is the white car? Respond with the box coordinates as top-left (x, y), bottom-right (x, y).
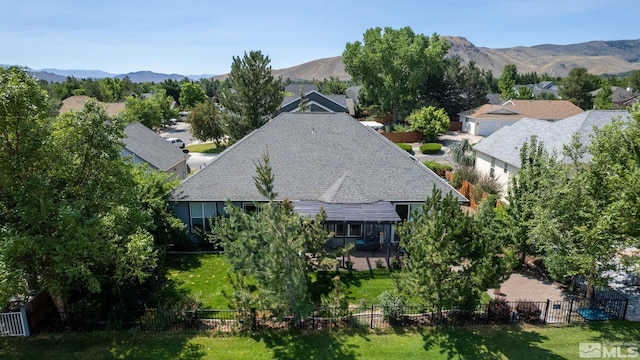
top-left (166, 137), bottom-right (185, 148)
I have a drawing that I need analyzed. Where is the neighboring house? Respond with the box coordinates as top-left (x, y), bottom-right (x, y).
top-left (473, 110), bottom-right (631, 194)
top-left (346, 85), bottom-right (361, 104)
top-left (60, 95), bottom-right (126, 117)
top-left (284, 84), bottom-right (318, 94)
top-left (590, 86), bottom-right (640, 109)
top-left (122, 122), bottom-right (190, 180)
top-left (169, 112), bottom-right (466, 250)
top-left (514, 81), bottom-right (560, 99)
top-left (278, 90), bottom-right (348, 114)
top-left (459, 100), bottom-right (584, 136)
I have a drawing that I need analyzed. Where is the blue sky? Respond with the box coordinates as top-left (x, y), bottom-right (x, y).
top-left (2, 0), bottom-right (639, 75)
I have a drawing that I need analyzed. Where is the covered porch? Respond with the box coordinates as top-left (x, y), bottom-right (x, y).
top-left (293, 200), bottom-right (402, 266)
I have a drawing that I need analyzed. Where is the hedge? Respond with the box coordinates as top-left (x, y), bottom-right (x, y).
top-left (397, 143), bottom-right (413, 152)
top-left (419, 143), bottom-right (442, 154)
top-left (422, 161), bottom-right (453, 175)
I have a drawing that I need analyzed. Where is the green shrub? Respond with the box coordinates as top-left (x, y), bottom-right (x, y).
top-left (377, 290), bottom-right (405, 322)
top-left (392, 123), bottom-right (412, 132)
top-left (419, 143), bottom-right (442, 154)
top-left (397, 143), bottom-right (413, 152)
top-left (451, 166), bottom-right (478, 189)
top-left (422, 161), bottom-right (453, 176)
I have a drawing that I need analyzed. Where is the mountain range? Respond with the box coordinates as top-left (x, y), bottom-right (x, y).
top-left (12, 37), bottom-right (640, 83)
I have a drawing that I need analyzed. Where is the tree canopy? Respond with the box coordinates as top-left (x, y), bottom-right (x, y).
top-left (407, 106), bottom-right (450, 142)
top-left (559, 67), bottom-right (601, 110)
top-left (186, 99), bottom-right (225, 144)
top-left (179, 82), bottom-right (207, 110)
top-left (215, 152), bottom-right (335, 320)
top-left (499, 64), bottom-right (518, 101)
top-left (394, 186), bottom-right (511, 315)
top-left (218, 50), bottom-right (283, 141)
top-left (0, 67), bottom-right (179, 311)
top-left (343, 26), bottom-right (449, 122)
top-left (121, 89), bottom-right (177, 129)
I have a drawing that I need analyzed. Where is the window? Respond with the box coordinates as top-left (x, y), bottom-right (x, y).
top-left (490, 157), bottom-right (496, 178)
top-left (242, 203), bottom-right (258, 214)
top-left (329, 223), bottom-right (363, 237)
top-left (503, 161), bottom-right (508, 174)
top-left (395, 204), bottom-right (409, 222)
top-left (395, 203), bottom-right (423, 222)
top-left (189, 202), bottom-right (217, 233)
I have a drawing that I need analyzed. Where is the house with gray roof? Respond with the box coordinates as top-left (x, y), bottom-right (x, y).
top-left (122, 122), bottom-right (190, 180)
top-left (473, 110), bottom-right (631, 194)
top-left (170, 112), bottom-right (466, 250)
top-left (279, 90), bottom-right (349, 114)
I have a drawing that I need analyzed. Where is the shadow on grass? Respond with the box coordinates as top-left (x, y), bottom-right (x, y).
top-left (310, 268), bottom-right (392, 303)
top-left (251, 329), bottom-right (366, 360)
top-left (586, 320), bottom-right (640, 343)
top-left (0, 333), bottom-right (207, 360)
top-left (413, 325), bottom-right (566, 360)
top-left (152, 253), bottom-right (206, 307)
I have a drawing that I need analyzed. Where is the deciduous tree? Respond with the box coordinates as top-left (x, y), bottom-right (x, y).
top-left (179, 82), bottom-right (207, 110)
top-left (0, 90), bottom-right (159, 310)
top-left (343, 27), bottom-right (449, 122)
top-left (187, 99), bottom-right (225, 144)
top-left (407, 106), bottom-right (449, 142)
top-left (499, 64), bottom-right (518, 101)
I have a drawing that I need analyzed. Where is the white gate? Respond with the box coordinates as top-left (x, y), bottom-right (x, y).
top-left (0, 308), bottom-right (29, 336)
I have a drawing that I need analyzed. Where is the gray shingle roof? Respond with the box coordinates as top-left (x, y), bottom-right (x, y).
top-left (122, 122), bottom-right (187, 171)
top-left (474, 110), bottom-right (632, 167)
top-left (172, 112), bottom-right (465, 203)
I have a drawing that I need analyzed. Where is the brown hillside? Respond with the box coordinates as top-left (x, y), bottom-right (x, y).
top-left (215, 37), bottom-right (640, 81)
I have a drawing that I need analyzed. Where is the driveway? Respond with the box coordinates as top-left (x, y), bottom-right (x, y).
top-left (411, 131), bottom-right (483, 165)
top-left (157, 122), bottom-right (216, 170)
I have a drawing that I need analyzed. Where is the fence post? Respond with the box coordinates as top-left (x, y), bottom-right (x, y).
top-left (195, 309), bottom-right (199, 331)
top-left (370, 305), bottom-right (374, 329)
top-left (19, 307), bottom-right (30, 336)
top-left (543, 300), bottom-right (550, 324)
top-left (251, 308), bottom-right (257, 331)
top-left (622, 299), bottom-right (628, 320)
top-left (567, 298), bottom-right (574, 324)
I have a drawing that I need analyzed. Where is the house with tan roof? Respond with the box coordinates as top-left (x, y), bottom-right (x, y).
top-left (459, 100), bottom-right (584, 136)
top-left (60, 95), bottom-right (125, 117)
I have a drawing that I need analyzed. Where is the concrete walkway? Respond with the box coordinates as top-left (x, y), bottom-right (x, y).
top-left (489, 272), bottom-right (570, 302)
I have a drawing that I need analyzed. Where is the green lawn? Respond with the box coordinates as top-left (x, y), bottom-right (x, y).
top-left (161, 254), bottom-right (492, 309)
top-left (185, 142), bottom-right (225, 154)
top-left (2, 322), bottom-right (638, 359)
top-left (162, 254), bottom-right (397, 308)
top-left (160, 254), bottom-right (233, 309)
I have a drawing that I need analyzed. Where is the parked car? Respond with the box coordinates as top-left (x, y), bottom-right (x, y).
top-left (166, 137), bottom-right (185, 148)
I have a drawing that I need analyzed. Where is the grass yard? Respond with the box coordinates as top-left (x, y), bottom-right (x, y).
top-left (185, 142), bottom-right (225, 154)
top-left (161, 254), bottom-right (233, 309)
top-left (161, 254), bottom-right (492, 309)
top-left (2, 321), bottom-right (638, 359)
top-left (162, 254), bottom-right (398, 308)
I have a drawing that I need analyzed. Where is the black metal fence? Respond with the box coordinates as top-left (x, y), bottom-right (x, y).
top-left (26, 295), bottom-right (628, 334)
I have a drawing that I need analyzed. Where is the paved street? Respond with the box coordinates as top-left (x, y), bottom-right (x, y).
top-left (157, 122), bottom-right (216, 170)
